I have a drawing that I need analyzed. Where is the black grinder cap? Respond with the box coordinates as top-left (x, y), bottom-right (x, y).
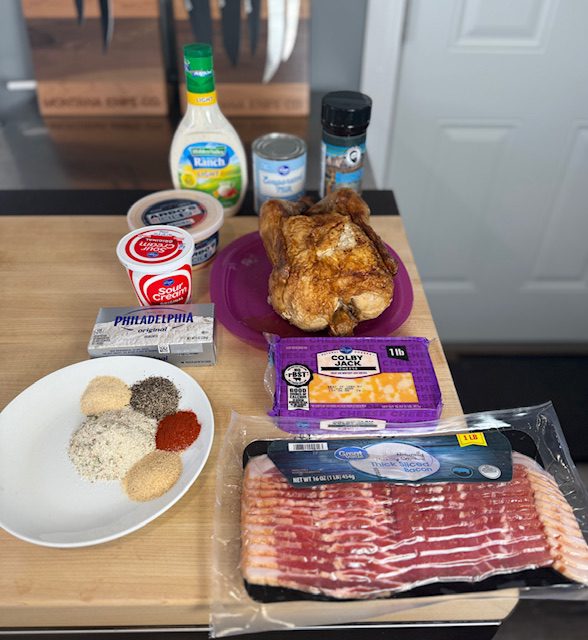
top-left (321, 91), bottom-right (372, 137)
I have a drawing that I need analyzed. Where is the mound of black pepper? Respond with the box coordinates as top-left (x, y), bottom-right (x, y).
top-left (130, 376), bottom-right (179, 420)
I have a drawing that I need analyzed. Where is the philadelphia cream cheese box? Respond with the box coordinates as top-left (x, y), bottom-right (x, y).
top-left (88, 304), bottom-right (216, 367)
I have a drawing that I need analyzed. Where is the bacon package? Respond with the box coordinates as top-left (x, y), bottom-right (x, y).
top-left (266, 336), bottom-right (442, 430)
top-left (241, 447), bottom-right (588, 601)
top-left (211, 405), bottom-right (588, 637)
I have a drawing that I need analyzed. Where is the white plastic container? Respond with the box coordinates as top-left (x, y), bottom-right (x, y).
top-left (116, 226), bottom-right (195, 306)
top-left (127, 190), bottom-right (223, 270)
top-left (170, 43), bottom-right (247, 217)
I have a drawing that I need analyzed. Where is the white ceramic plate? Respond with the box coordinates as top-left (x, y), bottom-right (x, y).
top-left (0, 356), bottom-right (214, 548)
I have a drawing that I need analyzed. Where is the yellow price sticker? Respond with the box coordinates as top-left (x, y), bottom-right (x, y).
top-left (457, 432), bottom-right (487, 447)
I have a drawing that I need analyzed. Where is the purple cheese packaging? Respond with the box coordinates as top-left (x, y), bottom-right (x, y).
top-left (266, 336), bottom-right (442, 432)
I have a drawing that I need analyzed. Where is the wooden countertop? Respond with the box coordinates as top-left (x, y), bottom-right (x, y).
top-left (0, 215), bottom-right (517, 629)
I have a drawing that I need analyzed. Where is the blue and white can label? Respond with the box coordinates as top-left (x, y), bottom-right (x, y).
top-left (253, 153), bottom-right (307, 212)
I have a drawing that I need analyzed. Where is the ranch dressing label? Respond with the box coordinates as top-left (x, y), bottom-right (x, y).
top-left (177, 141), bottom-right (242, 207)
top-left (267, 433), bottom-right (513, 486)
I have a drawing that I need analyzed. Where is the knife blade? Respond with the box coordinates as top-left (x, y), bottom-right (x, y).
top-left (74, 0), bottom-right (84, 25)
top-left (185, 0), bottom-right (213, 45)
top-left (263, 0), bottom-right (285, 83)
top-left (220, 0), bottom-right (241, 67)
top-left (99, 0), bottom-right (113, 52)
top-left (247, 0), bottom-right (261, 55)
top-left (282, 0), bottom-right (300, 62)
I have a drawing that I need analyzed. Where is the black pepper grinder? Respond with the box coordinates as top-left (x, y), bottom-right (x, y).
top-left (319, 91), bottom-right (372, 198)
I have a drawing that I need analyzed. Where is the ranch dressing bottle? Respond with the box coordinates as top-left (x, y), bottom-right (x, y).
top-left (170, 43), bottom-right (247, 217)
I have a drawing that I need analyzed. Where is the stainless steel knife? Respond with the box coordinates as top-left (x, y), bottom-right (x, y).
top-left (247, 0), bottom-right (261, 55)
top-left (185, 0), bottom-right (213, 45)
top-left (220, 0), bottom-right (241, 66)
top-left (263, 0), bottom-right (285, 83)
top-left (99, 0), bottom-right (113, 52)
top-left (282, 0), bottom-right (300, 62)
top-left (74, 0), bottom-right (84, 25)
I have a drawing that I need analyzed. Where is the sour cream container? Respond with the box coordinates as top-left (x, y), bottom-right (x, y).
top-left (252, 133), bottom-right (307, 213)
top-left (127, 190), bottom-right (223, 270)
top-left (116, 225), bottom-right (195, 306)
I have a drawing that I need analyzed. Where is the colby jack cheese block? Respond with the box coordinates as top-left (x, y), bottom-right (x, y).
top-left (268, 337), bottom-right (442, 427)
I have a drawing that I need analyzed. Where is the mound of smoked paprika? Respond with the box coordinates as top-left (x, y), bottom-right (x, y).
top-left (156, 410), bottom-right (201, 452)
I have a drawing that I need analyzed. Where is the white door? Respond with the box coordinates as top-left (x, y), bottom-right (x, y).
top-left (382, 0), bottom-right (588, 342)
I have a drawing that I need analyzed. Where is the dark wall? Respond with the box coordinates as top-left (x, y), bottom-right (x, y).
top-left (0, 0), bottom-right (367, 93)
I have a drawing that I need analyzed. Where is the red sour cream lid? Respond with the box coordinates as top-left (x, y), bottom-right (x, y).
top-left (116, 225), bottom-right (195, 271)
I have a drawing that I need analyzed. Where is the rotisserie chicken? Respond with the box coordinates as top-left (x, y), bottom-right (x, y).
top-left (259, 189), bottom-right (398, 336)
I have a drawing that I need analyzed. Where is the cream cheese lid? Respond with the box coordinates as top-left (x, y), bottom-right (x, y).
top-left (127, 189), bottom-right (224, 243)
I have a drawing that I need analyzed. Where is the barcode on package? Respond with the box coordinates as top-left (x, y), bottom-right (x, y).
top-left (288, 442), bottom-right (329, 452)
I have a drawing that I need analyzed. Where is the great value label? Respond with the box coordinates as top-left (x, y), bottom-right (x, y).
top-left (267, 432), bottom-right (513, 486)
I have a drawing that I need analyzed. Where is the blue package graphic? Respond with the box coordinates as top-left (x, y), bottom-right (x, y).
top-left (267, 432), bottom-right (513, 487)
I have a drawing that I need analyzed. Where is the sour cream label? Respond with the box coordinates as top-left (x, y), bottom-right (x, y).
top-left (124, 229), bottom-right (187, 265)
top-left (130, 265), bottom-right (192, 305)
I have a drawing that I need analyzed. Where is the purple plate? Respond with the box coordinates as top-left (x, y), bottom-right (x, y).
top-left (210, 232), bottom-right (414, 349)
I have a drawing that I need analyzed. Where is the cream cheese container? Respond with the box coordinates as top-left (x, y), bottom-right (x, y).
top-left (88, 304), bottom-right (216, 367)
top-left (127, 190), bottom-right (223, 270)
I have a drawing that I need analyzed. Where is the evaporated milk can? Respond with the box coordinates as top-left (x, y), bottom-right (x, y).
top-left (252, 133), bottom-right (307, 213)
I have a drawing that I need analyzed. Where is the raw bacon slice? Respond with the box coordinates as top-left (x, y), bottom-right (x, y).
top-left (240, 452), bottom-right (588, 599)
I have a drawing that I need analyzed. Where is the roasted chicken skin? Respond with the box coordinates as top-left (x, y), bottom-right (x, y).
top-left (259, 189), bottom-right (398, 336)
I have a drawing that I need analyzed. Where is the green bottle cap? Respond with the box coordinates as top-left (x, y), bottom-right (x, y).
top-left (184, 43), bottom-right (215, 94)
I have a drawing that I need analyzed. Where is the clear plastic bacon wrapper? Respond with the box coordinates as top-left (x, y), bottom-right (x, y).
top-left (210, 403), bottom-right (588, 637)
